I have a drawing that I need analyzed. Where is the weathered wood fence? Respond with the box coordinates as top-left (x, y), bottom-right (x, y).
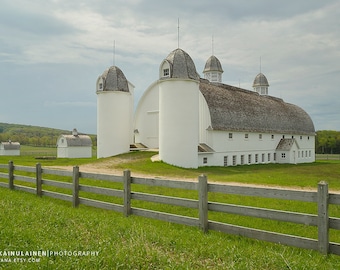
top-left (1, 161), bottom-right (340, 256)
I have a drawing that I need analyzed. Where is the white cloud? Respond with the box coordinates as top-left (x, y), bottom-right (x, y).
top-left (0, 0), bottom-right (339, 133)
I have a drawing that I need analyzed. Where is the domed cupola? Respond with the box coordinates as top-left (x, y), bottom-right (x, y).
top-left (159, 48), bottom-right (200, 81)
top-left (203, 55), bottom-right (223, 83)
top-left (253, 72), bottom-right (269, 95)
top-left (96, 66), bottom-right (129, 92)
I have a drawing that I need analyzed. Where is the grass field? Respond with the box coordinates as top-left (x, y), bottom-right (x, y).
top-left (1, 149), bottom-right (340, 269)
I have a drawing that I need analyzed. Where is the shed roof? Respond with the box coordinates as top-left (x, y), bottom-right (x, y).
top-left (276, 138), bottom-right (298, 151)
top-left (199, 79), bottom-right (315, 135)
top-left (59, 135), bottom-right (92, 147)
top-left (1, 141), bottom-right (20, 150)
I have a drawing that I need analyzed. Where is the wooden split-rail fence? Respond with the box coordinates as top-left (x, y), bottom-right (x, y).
top-left (1, 161), bottom-right (340, 256)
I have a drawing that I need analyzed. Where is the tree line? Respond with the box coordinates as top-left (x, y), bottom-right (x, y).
top-left (0, 123), bottom-right (97, 147)
top-left (0, 123), bottom-right (339, 153)
top-left (315, 130), bottom-right (340, 154)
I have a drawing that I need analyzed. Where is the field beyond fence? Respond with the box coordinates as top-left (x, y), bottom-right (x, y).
top-left (1, 161), bottom-right (340, 256)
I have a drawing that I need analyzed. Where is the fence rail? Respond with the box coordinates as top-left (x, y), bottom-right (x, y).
top-left (1, 160), bottom-right (340, 255)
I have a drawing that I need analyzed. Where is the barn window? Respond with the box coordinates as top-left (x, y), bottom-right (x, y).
top-left (281, 153), bottom-right (286, 159)
top-left (268, 153), bottom-right (271, 161)
top-left (224, 156), bottom-right (228, 166)
top-left (228, 133), bottom-right (233, 139)
top-left (203, 157), bottom-right (208, 164)
top-left (271, 134), bottom-right (274, 140)
top-left (248, 154), bottom-right (252, 164)
top-left (255, 154), bottom-right (258, 163)
top-left (259, 134), bottom-right (262, 140)
top-left (241, 155), bottom-right (244, 165)
top-left (99, 83), bottom-right (103, 90)
top-left (245, 134), bottom-right (249, 139)
top-left (232, 155), bottom-right (237, 166)
top-left (163, 68), bottom-right (169, 77)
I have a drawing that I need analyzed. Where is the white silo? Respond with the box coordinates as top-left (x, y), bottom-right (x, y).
top-left (96, 66), bottom-right (134, 158)
top-left (158, 48), bottom-right (200, 168)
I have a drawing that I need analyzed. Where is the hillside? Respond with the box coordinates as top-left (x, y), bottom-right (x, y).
top-left (0, 122), bottom-right (96, 147)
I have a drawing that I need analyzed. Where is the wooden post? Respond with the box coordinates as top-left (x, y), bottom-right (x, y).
top-left (36, 163), bottom-right (42, 197)
top-left (8, 161), bottom-right (14, 190)
top-left (123, 170), bottom-right (131, 217)
top-left (317, 181), bottom-right (329, 255)
top-left (198, 174), bottom-right (208, 233)
top-left (72, 166), bottom-right (80, 208)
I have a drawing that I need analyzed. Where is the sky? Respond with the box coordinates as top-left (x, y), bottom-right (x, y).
top-left (0, 0), bottom-right (339, 134)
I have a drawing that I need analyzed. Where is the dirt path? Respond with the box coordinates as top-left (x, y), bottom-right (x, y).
top-left (48, 161), bottom-right (338, 193)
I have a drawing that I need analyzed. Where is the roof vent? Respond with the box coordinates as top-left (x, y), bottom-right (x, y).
top-left (72, 128), bottom-right (78, 137)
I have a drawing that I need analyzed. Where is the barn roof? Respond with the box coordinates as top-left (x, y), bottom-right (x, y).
top-left (59, 134), bottom-right (92, 147)
top-left (199, 79), bottom-right (315, 135)
top-left (1, 141), bottom-right (20, 150)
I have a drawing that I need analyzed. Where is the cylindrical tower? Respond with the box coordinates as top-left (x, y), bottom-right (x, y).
top-left (96, 66), bottom-right (133, 158)
top-left (158, 48), bottom-right (200, 168)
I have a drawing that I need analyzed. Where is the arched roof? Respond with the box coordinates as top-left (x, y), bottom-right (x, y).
top-left (162, 48), bottom-right (200, 80)
top-left (203, 55), bottom-right (223, 73)
top-left (199, 79), bottom-right (315, 135)
top-left (58, 134), bottom-right (92, 147)
top-left (253, 72), bottom-right (269, 87)
top-left (100, 66), bottom-right (129, 92)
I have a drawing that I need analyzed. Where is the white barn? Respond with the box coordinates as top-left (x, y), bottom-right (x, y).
top-left (97, 48), bottom-right (315, 168)
top-left (0, 141), bottom-right (20, 156)
top-left (57, 129), bottom-right (92, 158)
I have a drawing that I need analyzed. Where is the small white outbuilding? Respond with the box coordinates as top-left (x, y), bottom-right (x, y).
top-left (57, 129), bottom-right (92, 158)
top-left (0, 140), bottom-right (20, 156)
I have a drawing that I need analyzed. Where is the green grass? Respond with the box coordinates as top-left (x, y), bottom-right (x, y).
top-left (1, 188), bottom-right (340, 270)
top-left (103, 151), bottom-right (340, 190)
top-left (1, 149), bottom-right (340, 268)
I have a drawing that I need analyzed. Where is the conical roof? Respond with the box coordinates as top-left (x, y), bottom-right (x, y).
top-left (100, 66), bottom-right (129, 92)
top-left (203, 55), bottom-right (223, 73)
top-left (253, 73), bottom-right (269, 87)
top-left (163, 48), bottom-right (200, 80)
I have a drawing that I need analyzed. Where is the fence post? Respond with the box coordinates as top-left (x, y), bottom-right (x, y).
top-left (123, 170), bottom-right (131, 217)
top-left (8, 161), bottom-right (14, 190)
top-left (72, 166), bottom-right (80, 208)
top-left (317, 181), bottom-right (329, 255)
top-left (198, 174), bottom-right (208, 233)
top-left (36, 163), bottom-right (42, 197)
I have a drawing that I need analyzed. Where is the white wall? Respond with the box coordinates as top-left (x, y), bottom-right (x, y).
top-left (134, 81), bottom-right (159, 148)
top-left (57, 146), bottom-right (92, 158)
top-left (198, 130), bottom-right (315, 166)
top-left (198, 92), bottom-right (212, 144)
top-left (0, 149), bottom-right (20, 156)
